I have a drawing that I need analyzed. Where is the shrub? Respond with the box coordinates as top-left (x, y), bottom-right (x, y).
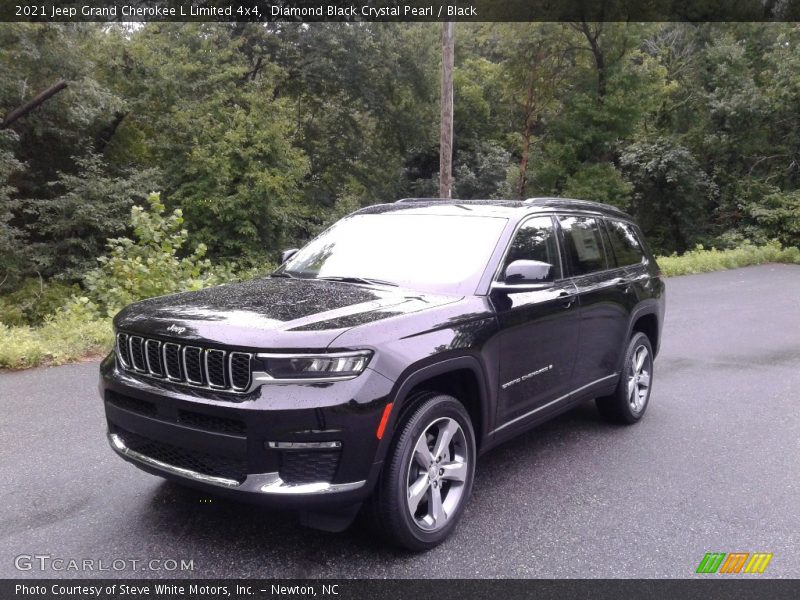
top-left (0, 192), bottom-right (280, 370)
top-left (747, 189), bottom-right (800, 248)
top-left (0, 278), bottom-right (81, 326)
top-left (80, 192), bottom-right (234, 318)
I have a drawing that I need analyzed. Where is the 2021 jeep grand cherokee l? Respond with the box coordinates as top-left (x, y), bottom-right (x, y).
top-left (101, 197), bottom-right (665, 550)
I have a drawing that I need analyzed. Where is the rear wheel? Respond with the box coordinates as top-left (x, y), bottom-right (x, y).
top-left (370, 393), bottom-right (476, 551)
top-left (596, 331), bottom-right (654, 424)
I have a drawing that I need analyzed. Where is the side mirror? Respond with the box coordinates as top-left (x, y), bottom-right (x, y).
top-left (491, 259), bottom-right (555, 294)
top-left (504, 259), bottom-right (553, 284)
top-left (280, 248), bottom-right (299, 264)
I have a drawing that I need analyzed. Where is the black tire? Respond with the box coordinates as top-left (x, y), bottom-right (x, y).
top-left (369, 392), bottom-right (476, 551)
top-left (596, 331), bottom-right (654, 424)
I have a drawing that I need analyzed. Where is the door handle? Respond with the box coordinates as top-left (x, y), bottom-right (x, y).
top-left (613, 278), bottom-right (632, 291)
top-left (557, 291), bottom-right (575, 309)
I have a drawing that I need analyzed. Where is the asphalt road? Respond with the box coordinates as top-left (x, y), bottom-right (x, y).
top-left (2, 264), bottom-right (799, 579)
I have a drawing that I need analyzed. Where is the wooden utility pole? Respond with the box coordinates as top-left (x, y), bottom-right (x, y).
top-left (439, 22), bottom-right (454, 199)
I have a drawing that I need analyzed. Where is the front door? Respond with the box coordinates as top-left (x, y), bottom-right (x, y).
top-left (492, 215), bottom-right (580, 428)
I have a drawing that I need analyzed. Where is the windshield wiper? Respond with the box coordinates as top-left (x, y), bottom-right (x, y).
top-left (271, 271), bottom-right (298, 278)
top-left (317, 276), bottom-right (398, 287)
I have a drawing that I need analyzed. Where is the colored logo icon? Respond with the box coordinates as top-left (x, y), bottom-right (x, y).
top-left (696, 552), bottom-right (773, 574)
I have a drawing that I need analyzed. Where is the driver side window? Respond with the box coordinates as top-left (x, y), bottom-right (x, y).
top-left (502, 216), bottom-right (562, 282)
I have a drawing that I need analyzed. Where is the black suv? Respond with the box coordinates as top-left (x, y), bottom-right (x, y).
top-left (101, 197), bottom-right (664, 550)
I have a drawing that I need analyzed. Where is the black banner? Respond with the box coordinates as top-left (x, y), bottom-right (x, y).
top-left (3, 0), bottom-right (800, 22)
top-left (4, 579), bottom-right (800, 600)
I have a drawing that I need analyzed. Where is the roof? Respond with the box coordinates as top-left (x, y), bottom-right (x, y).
top-left (353, 197), bottom-right (633, 221)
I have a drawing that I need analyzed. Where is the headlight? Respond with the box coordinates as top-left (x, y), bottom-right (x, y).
top-left (257, 350), bottom-right (373, 380)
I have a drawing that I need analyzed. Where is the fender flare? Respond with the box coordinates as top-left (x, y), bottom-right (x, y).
top-left (374, 355), bottom-right (492, 462)
top-left (618, 301), bottom-right (662, 373)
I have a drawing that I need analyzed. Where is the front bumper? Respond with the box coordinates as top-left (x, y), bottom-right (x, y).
top-left (108, 432), bottom-right (366, 494)
top-left (100, 353), bottom-right (394, 509)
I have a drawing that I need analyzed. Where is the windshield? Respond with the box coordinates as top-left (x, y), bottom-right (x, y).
top-left (277, 212), bottom-right (508, 295)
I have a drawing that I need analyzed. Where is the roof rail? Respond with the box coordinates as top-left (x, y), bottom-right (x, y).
top-left (524, 196), bottom-right (630, 216)
top-left (523, 197), bottom-right (558, 203)
top-left (395, 197), bottom-right (451, 203)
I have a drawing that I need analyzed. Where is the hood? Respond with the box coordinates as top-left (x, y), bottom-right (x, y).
top-left (113, 277), bottom-right (458, 349)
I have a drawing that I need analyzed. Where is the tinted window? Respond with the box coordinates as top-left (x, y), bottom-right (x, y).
top-left (502, 216), bottom-right (561, 282)
top-left (599, 222), bottom-right (617, 268)
top-left (605, 219), bottom-right (645, 266)
top-left (558, 216), bottom-right (608, 275)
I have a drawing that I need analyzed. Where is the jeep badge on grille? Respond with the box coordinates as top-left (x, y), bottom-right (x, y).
top-left (166, 324), bottom-right (186, 334)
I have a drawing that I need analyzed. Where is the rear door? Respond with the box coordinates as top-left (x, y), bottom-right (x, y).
top-left (492, 215), bottom-right (580, 428)
top-left (557, 214), bottom-right (633, 388)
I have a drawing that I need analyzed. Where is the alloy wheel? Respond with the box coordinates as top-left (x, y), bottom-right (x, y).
top-left (405, 417), bottom-right (468, 532)
top-left (628, 345), bottom-right (651, 414)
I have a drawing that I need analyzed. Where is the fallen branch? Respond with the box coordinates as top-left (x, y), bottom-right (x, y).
top-left (1, 80), bottom-right (68, 129)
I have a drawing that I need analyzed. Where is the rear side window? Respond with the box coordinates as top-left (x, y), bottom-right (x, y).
top-left (558, 216), bottom-right (608, 275)
top-left (502, 216), bottom-right (562, 281)
top-left (605, 219), bottom-right (646, 266)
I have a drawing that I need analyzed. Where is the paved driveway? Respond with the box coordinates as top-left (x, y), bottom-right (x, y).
top-left (2, 264), bottom-right (799, 578)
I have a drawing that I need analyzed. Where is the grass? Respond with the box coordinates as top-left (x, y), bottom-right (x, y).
top-left (0, 311), bottom-right (112, 370)
top-left (1, 242), bottom-right (798, 370)
top-left (656, 241), bottom-right (800, 276)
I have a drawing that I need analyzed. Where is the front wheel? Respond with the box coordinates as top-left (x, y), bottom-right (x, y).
top-left (370, 393), bottom-right (476, 551)
top-left (596, 331), bottom-right (654, 424)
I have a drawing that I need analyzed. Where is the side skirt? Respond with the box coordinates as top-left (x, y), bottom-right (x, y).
top-left (482, 373), bottom-right (618, 452)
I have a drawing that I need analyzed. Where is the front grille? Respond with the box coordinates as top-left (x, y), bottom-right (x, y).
top-left (115, 332), bottom-right (252, 393)
top-left (113, 426), bottom-right (247, 483)
top-left (279, 450), bottom-right (341, 484)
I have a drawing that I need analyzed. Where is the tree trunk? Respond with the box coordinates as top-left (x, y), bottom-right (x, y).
top-left (579, 23), bottom-right (607, 99)
top-left (439, 22), bottom-right (455, 199)
top-left (517, 77), bottom-right (536, 198)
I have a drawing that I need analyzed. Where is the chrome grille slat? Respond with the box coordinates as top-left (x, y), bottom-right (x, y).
top-left (163, 343), bottom-right (183, 380)
top-left (229, 352), bottom-right (252, 391)
top-left (114, 332), bottom-right (252, 394)
top-left (129, 336), bottom-right (146, 372)
top-left (205, 349), bottom-right (227, 388)
top-left (183, 346), bottom-right (205, 385)
top-left (116, 333), bottom-right (131, 368)
top-left (145, 339), bottom-right (164, 377)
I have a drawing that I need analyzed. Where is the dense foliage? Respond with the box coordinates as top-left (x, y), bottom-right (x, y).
top-left (1, 22), bottom-right (799, 328)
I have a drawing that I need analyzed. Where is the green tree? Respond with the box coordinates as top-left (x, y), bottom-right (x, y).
top-left (106, 23), bottom-right (310, 259)
top-left (0, 24), bottom-right (152, 282)
top-left (620, 137), bottom-right (716, 254)
top-left (27, 154), bottom-right (158, 279)
top-left (269, 23), bottom-right (440, 208)
top-left (0, 131), bottom-right (23, 284)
